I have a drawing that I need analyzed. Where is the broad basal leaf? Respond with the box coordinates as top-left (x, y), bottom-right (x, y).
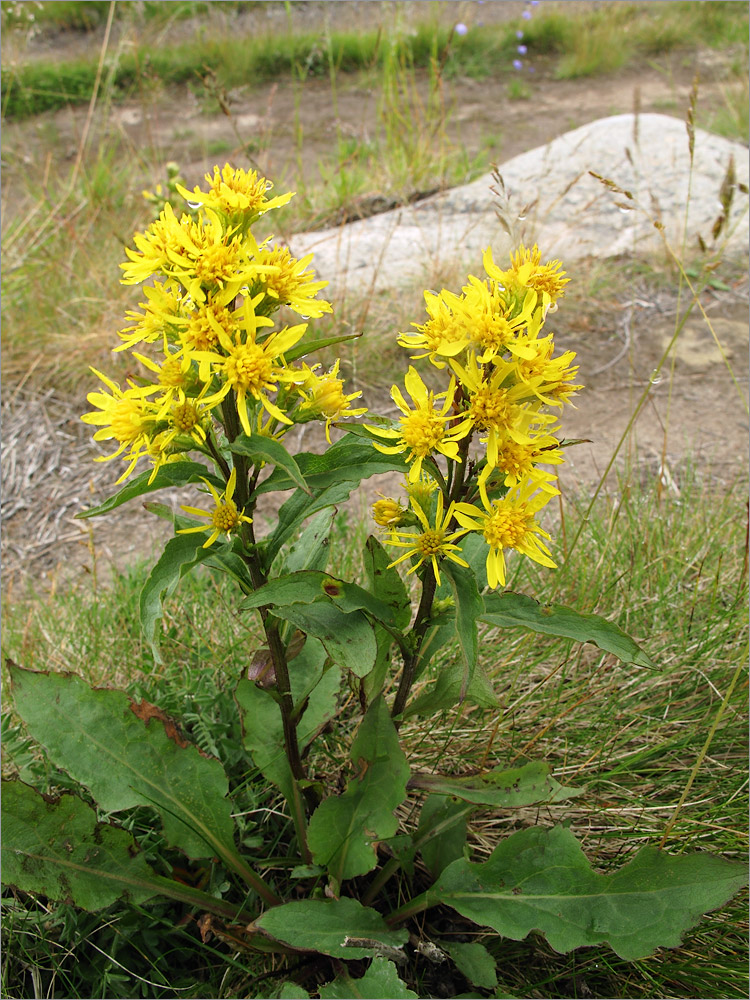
top-left (428, 824), bottom-right (748, 960)
top-left (481, 592), bottom-right (653, 668)
top-left (1, 781), bottom-right (240, 920)
top-left (307, 696), bottom-right (409, 882)
top-left (409, 761), bottom-right (582, 808)
top-left (75, 461), bottom-right (221, 519)
top-left (9, 665), bottom-right (237, 865)
top-left (256, 897), bottom-right (408, 960)
top-left (319, 958), bottom-right (418, 999)
top-left (443, 941), bottom-right (498, 990)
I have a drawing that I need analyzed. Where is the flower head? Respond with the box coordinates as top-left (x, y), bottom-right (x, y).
top-left (178, 468), bottom-right (252, 548)
top-left (366, 367), bottom-right (471, 482)
top-left (453, 481), bottom-right (557, 588)
top-left (384, 492), bottom-right (468, 587)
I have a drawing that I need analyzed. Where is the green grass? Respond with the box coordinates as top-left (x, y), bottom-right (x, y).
top-left (2, 465), bottom-right (747, 999)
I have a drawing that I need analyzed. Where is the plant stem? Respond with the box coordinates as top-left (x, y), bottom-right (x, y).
top-left (385, 890), bottom-right (432, 927)
top-left (391, 565), bottom-right (438, 721)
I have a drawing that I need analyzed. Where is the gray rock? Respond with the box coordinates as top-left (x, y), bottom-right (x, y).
top-left (289, 113), bottom-right (748, 297)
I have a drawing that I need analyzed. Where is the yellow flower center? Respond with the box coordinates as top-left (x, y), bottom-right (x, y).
top-left (211, 501), bottom-right (241, 534)
top-left (418, 529), bottom-right (446, 556)
top-left (476, 315), bottom-right (513, 351)
top-left (194, 242), bottom-right (241, 286)
top-left (171, 401), bottom-right (199, 433)
top-left (225, 343), bottom-right (274, 393)
top-left (314, 379), bottom-right (347, 417)
top-left (159, 357), bottom-right (185, 388)
top-left (483, 507), bottom-right (530, 550)
top-left (401, 410), bottom-right (445, 456)
top-left (469, 387), bottom-right (516, 431)
top-left (497, 441), bottom-right (535, 478)
top-left (111, 399), bottom-right (146, 443)
top-left (185, 304), bottom-right (233, 351)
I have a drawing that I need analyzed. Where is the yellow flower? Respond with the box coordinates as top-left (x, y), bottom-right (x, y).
top-left (372, 496), bottom-right (410, 529)
top-left (251, 246), bottom-right (332, 319)
top-left (483, 244), bottom-right (569, 313)
top-left (120, 204), bottom-right (187, 285)
top-left (384, 492), bottom-right (468, 587)
top-left (81, 368), bottom-right (162, 481)
top-left (460, 275), bottom-right (537, 364)
top-left (453, 482), bottom-right (558, 589)
top-left (366, 367), bottom-right (471, 483)
top-left (115, 279), bottom-right (184, 353)
top-left (179, 289), bottom-right (241, 352)
top-left (397, 288), bottom-right (469, 367)
top-left (515, 335), bottom-right (582, 406)
top-left (178, 467), bottom-right (252, 548)
top-left (192, 294), bottom-right (306, 435)
top-left (177, 164), bottom-right (293, 224)
top-left (294, 360), bottom-right (367, 442)
top-left (450, 352), bottom-right (554, 470)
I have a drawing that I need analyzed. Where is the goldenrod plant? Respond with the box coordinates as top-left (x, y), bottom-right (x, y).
top-left (3, 164), bottom-right (746, 999)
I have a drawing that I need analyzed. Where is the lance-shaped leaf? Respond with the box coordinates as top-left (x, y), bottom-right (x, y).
top-left (409, 761), bottom-right (582, 808)
top-left (241, 571), bottom-right (398, 629)
top-left (140, 533), bottom-right (228, 662)
top-left (443, 941), bottom-right (498, 990)
top-left (1, 781), bottom-right (241, 920)
top-left (9, 665), bottom-right (237, 865)
top-left (256, 897), bottom-right (408, 960)
top-left (76, 461), bottom-right (222, 519)
top-left (254, 432), bottom-right (408, 496)
top-left (405, 659), bottom-right (497, 717)
top-left (417, 794), bottom-right (471, 879)
top-left (270, 602), bottom-right (377, 678)
top-left (231, 434), bottom-right (310, 494)
top-left (427, 825), bottom-right (748, 960)
top-left (319, 958), bottom-right (418, 999)
top-left (442, 561), bottom-right (482, 700)
top-left (481, 592), bottom-right (653, 667)
top-left (282, 508), bottom-right (336, 575)
top-left (284, 331), bottom-right (362, 363)
top-left (364, 535), bottom-right (412, 630)
top-left (262, 481), bottom-right (356, 565)
top-left (307, 696), bottom-right (409, 882)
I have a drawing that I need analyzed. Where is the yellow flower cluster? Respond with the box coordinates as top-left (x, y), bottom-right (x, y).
top-left (369, 244), bottom-right (581, 588)
top-left (83, 165), bottom-right (366, 545)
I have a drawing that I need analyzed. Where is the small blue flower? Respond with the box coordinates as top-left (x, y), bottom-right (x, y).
top-left (455, 22), bottom-right (468, 36)
top-left (522, 9), bottom-right (532, 19)
top-left (516, 29), bottom-right (524, 39)
top-left (517, 44), bottom-right (527, 54)
top-left (513, 59), bottom-right (523, 70)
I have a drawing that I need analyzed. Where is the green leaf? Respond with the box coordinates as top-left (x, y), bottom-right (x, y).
top-left (364, 535), bottom-right (411, 630)
top-left (444, 941), bottom-right (498, 990)
top-left (405, 660), bottom-right (497, 717)
top-left (284, 331), bottom-right (362, 363)
top-left (256, 897), bottom-right (408, 960)
top-left (277, 984), bottom-right (311, 999)
top-left (271, 602), bottom-right (377, 678)
top-left (254, 432), bottom-right (408, 496)
top-left (417, 794), bottom-right (470, 878)
top-left (443, 561), bottom-right (482, 700)
top-left (481, 592), bottom-right (654, 667)
top-left (9, 665), bottom-right (238, 865)
top-left (428, 825), bottom-right (748, 960)
top-left (1, 781), bottom-right (242, 920)
top-left (263, 482), bottom-right (356, 566)
top-left (140, 533), bottom-right (226, 663)
top-left (319, 958), bottom-right (418, 999)
top-left (241, 571), bottom-right (399, 629)
top-left (1, 780), bottom-right (158, 910)
top-left (75, 461), bottom-right (221, 519)
top-left (282, 508), bottom-right (336, 574)
top-left (307, 696), bottom-right (409, 882)
top-left (409, 761), bottom-right (582, 808)
top-left (231, 434), bottom-right (310, 494)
